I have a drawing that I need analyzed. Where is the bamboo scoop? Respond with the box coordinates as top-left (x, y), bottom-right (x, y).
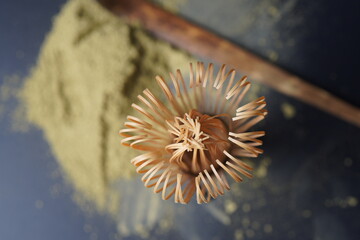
top-left (99, 0), bottom-right (360, 127)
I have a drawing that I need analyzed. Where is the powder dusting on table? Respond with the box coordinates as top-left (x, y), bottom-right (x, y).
top-left (281, 102), bottom-right (296, 119)
top-left (19, 0), bottom-right (192, 214)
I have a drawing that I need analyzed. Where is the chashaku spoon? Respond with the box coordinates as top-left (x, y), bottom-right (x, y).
top-left (99, 0), bottom-right (360, 127)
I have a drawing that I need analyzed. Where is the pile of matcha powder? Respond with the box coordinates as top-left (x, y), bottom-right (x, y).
top-left (20, 0), bottom-right (192, 213)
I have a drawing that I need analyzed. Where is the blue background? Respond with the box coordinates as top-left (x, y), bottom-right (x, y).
top-left (0, 0), bottom-right (359, 239)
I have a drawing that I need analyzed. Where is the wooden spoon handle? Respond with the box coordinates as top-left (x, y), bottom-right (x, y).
top-left (99, 0), bottom-right (360, 127)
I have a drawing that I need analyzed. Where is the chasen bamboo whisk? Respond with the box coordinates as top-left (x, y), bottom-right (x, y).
top-left (120, 62), bottom-right (267, 204)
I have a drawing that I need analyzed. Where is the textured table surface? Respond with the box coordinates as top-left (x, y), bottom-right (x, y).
top-left (0, 0), bottom-right (359, 240)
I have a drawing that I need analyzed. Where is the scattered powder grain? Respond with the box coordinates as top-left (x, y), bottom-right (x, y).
top-left (255, 157), bottom-right (271, 178)
top-left (242, 203), bottom-right (252, 213)
top-left (325, 196), bottom-right (358, 208)
top-left (0, 75), bottom-right (26, 131)
top-left (267, 50), bottom-right (279, 62)
top-left (234, 229), bottom-right (244, 240)
top-left (301, 209), bottom-right (312, 218)
top-left (20, 0), bottom-right (192, 213)
top-left (281, 102), bottom-right (296, 119)
top-left (263, 223), bottom-right (273, 233)
top-left (224, 199), bottom-right (238, 214)
top-left (251, 221), bottom-right (260, 230)
top-left (0, 75), bottom-right (21, 102)
top-left (245, 229), bottom-right (255, 238)
top-left (242, 217), bottom-right (251, 228)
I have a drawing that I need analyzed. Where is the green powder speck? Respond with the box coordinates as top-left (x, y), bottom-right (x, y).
top-left (281, 102), bottom-right (296, 119)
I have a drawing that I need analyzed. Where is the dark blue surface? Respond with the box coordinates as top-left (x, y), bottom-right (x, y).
top-left (0, 0), bottom-right (60, 77)
top-left (1, 0), bottom-right (359, 240)
top-left (0, 1), bottom-right (117, 240)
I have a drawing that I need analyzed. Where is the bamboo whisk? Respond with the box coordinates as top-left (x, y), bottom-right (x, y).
top-left (120, 62), bottom-right (266, 204)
